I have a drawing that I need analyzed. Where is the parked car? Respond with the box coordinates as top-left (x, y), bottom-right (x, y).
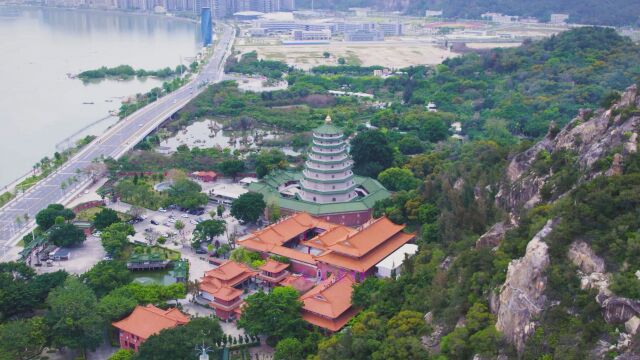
top-left (181, 214), bottom-right (189, 218)
top-left (195, 249), bottom-right (207, 254)
top-left (150, 220), bottom-right (159, 225)
top-left (158, 208), bottom-right (167, 213)
top-left (188, 208), bottom-right (205, 215)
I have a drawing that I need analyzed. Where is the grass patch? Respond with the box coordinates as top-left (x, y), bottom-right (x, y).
top-left (76, 206), bottom-right (104, 222)
top-left (0, 192), bottom-right (14, 207)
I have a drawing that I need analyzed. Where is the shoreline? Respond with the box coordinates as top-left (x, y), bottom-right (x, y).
top-left (0, 5), bottom-right (202, 190)
top-left (1, 4), bottom-right (200, 24)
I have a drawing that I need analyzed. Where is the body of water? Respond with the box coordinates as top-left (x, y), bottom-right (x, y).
top-left (0, 6), bottom-right (201, 186)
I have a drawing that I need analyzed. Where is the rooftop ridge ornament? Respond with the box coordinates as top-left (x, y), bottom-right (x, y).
top-left (325, 115), bottom-right (332, 123)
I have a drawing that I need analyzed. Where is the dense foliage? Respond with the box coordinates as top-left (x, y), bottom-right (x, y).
top-left (225, 51), bottom-right (290, 79)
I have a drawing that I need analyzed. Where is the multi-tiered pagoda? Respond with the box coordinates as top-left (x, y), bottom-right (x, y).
top-left (248, 115), bottom-right (390, 226)
top-left (299, 116), bottom-right (358, 204)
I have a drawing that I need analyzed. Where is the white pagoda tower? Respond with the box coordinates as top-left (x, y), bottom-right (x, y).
top-left (299, 115), bottom-right (358, 204)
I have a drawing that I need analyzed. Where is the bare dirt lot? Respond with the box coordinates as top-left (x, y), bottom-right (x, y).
top-left (236, 39), bottom-right (456, 70)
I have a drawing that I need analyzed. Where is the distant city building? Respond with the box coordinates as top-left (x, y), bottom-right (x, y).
top-left (481, 12), bottom-right (519, 23)
top-left (200, 7), bottom-right (213, 46)
top-left (550, 13), bottom-right (570, 24)
top-left (425, 9), bottom-right (443, 17)
top-left (292, 29), bottom-right (331, 41)
top-left (345, 29), bottom-right (384, 42)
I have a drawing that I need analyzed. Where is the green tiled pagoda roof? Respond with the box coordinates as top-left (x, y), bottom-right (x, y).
top-left (313, 123), bottom-right (342, 135)
top-left (248, 170), bottom-right (390, 215)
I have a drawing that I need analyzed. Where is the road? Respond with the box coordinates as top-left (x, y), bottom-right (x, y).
top-left (0, 23), bottom-right (235, 256)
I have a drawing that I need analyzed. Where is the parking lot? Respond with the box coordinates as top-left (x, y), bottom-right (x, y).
top-left (36, 234), bottom-right (106, 275)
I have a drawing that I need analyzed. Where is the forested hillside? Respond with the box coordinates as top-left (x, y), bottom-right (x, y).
top-left (303, 29), bottom-right (640, 359)
top-left (296, 0), bottom-right (640, 26)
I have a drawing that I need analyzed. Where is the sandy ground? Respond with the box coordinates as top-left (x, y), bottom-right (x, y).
top-left (237, 39), bottom-right (456, 70)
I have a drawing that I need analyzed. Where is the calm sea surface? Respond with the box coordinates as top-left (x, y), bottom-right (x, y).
top-left (0, 7), bottom-right (201, 186)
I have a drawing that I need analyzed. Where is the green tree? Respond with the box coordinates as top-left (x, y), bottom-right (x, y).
top-left (97, 292), bottom-right (137, 322)
top-left (81, 260), bottom-right (132, 297)
top-left (48, 223), bottom-right (86, 247)
top-left (338, 57), bottom-right (346, 65)
top-left (46, 277), bottom-right (104, 354)
top-left (377, 167), bottom-right (420, 191)
top-left (275, 338), bottom-right (305, 360)
top-left (219, 159), bottom-right (245, 180)
top-left (100, 222), bottom-right (135, 257)
top-left (93, 208), bottom-right (120, 230)
top-left (109, 283), bottom-right (186, 305)
top-left (136, 317), bottom-right (223, 360)
top-left (35, 204), bottom-right (75, 230)
top-left (371, 336), bottom-right (429, 360)
top-left (0, 262), bottom-right (67, 320)
top-left (350, 130), bottom-right (394, 177)
top-left (108, 349), bottom-right (134, 360)
top-left (254, 149), bottom-right (287, 178)
top-left (418, 117), bottom-right (449, 143)
top-left (167, 178), bottom-right (208, 210)
top-left (229, 248), bottom-right (262, 265)
top-left (216, 204), bottom-right (225, 217)
top-left (469, 326), bottom-right (501, 357)
top-left (0, 316), bottom-right (48, 360)
top-left (238, 287), bottom-right (305, 342)
top-left (231, 192), bottom-right (266, 224)
top-left (193, 219), bottom-right (226, 243)
top-left (398, 135), bottom-right (424, 155)
top-left (440, 327), bottom-right (470, 359)
top-left (268, 202), bottom-right (281, 223)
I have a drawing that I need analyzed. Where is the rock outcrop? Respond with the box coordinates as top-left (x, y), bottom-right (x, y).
top-left (495, 219), bottom-right (556, 352)
top-left (498, 84), bottom-right (640, 213)
top-left (566, 240), bottom-right (640, 327)
top-left (475, 220), bottom-right (515, 249)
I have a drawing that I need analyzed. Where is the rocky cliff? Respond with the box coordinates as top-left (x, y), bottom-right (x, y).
top-left (498, 84), bottom-right (640, 213)
top-left (494, 219), bottom-right (556, 352)
top-left (492, 85), bottom-right (640, 354)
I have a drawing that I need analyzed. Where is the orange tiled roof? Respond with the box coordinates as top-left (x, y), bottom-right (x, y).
top-left (316, 231), bottom-right (415, 272)
top-left (279, 274), bottom-right (316, 294)
top-left (112, 305), bottom-right (189, 340)
top-left (238, 212), bottom-right (339, 248)
top-left (269, 245), bottom-right (316, 264)
top-left (302, 226), bottom-right (357, 250)
top-left (301, 306), bottom-right (360, 332)
top-left (200, 278), bottom-right (244, 301)
top-left (202, 260), bottom-right (257, 287)
top-left (192, 171), bottom-right (217, 177)
top-left (301, 275), bottom-right (355, 319)
top-left (259, 259), bottom-right (289, 273)
top-left (326, 217), bottom-right (405, 257)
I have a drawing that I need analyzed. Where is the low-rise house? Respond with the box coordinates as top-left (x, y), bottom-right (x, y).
top-left (300, 275), bottom-right (358, 332)
top-left (198, 261), bottom-right (257, 321)
top-left (112, 305), bottom-right (189, 352)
